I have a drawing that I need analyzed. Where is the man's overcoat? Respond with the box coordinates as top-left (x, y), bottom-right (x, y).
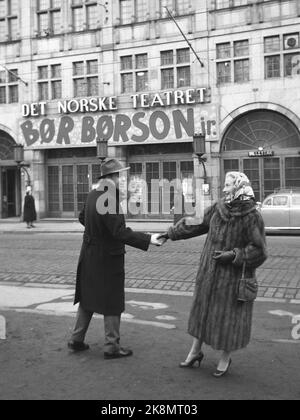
top-left (74, 185), bottom-right (151, 315)
top-left (168, 199), bottom-right (267, 352)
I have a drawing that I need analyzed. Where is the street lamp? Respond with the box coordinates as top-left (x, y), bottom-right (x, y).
top-left (193, 133), bottom-right (207, 184)
top-left (13, 144), bottom-right (31, 186)
top-left (96, 138), bottom-right (108, 163)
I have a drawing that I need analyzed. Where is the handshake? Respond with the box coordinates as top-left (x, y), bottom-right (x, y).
top-left (150, 232), bottom-right (169, 247)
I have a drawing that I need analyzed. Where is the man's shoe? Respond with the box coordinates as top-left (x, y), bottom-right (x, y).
top-left (68, 340), bottom-right (89, 352)
top-left (104, 347), bottom-right (133, 359)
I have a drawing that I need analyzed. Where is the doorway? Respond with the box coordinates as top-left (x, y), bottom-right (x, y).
top-left (1, 168), bottom-right (17, 218)
top-left (128, 159), bottom-right (194, 219)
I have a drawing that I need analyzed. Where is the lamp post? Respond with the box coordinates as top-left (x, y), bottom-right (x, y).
top-left (13, 144), bottom-right (31, 186)
top-left (193, 133), bottom-right (207, 184)
top-left (96, 138), bottom-right (108, 163)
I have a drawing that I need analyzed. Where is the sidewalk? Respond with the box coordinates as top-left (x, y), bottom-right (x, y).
top-left (0, 218), bottom-right (172, 233)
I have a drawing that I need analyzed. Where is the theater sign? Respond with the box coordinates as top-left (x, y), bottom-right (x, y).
top-left (19, 88), bottom-right (219, 148)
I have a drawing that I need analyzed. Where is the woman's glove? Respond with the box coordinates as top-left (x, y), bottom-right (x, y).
top-left (213, 250), bottom-right (236, 264)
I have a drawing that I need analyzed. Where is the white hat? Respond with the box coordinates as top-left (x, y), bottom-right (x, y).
top-left (26, 186), bottom-right (32, 193)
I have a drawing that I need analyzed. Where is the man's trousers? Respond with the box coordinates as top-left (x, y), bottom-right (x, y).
top-left (71, 304), bottom-right (121, 354)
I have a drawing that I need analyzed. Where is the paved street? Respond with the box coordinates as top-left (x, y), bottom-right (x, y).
top-left (0, 230), bottom-right (300, 302)
top-left (0, 229), bottom-right (300, 400)
top-left (0, 284), bottom-right (300, 400)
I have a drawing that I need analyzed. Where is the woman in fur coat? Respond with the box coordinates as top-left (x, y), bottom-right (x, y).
top-left (162, 172), bottom-right (267, 377)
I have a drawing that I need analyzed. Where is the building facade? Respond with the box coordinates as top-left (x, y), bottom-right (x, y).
top-left (0, 0), bottom-right (300, 220)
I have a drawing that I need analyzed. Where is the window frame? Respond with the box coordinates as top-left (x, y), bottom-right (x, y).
top-left (37, 63), bottom-right (62, 101)
top-left (73, 59), bottom-right (99, 98)
top-left (71, 0), bottom-right (98, 32)
top-left (160, 48), bottom-right (191, 90)
top-left (264, 32), bottom-right (300, 80)
top-left (37, 0), bottom-right (61, 36)
top-left (0, 0), bottom-right (19, 42)
top-left (0, 67), bottom-right (18, 104)
top-left (216, 39), bottom-right (250, 85)
top-left (120, 53), bottom-right (149, 94)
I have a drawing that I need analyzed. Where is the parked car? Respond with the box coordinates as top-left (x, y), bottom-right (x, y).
top-left (259, 189), bottom-right (300, 234)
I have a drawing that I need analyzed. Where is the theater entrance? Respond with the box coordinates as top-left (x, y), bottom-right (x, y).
top-left (221, 110), bottom-right (300, 202)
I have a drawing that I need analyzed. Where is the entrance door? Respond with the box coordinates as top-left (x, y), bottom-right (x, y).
top-left (1, 168), bottom-right (17, 218)
top-left (133, 160), bottom-right (194, 219)
top-left (243, 157), bottom-right (280, 202)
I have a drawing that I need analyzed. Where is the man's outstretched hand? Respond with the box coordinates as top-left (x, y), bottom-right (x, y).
top-left (151, 233), bottom-right (168, 246)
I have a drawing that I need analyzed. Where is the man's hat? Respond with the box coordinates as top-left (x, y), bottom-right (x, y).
top-left (98, 158), bottom-right (130, 179)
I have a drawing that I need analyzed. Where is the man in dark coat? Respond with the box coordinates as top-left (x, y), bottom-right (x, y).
top-left (68, 158), bottom-right (163, 359)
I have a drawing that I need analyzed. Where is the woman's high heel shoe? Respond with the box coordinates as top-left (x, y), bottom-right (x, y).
top-left (179, 351), bottom-right (204, 368)
top-left (213, 358), bottom-right (232, 378)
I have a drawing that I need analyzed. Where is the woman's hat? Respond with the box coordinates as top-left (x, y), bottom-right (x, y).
top-left (99, 158), bottom-right (130, 179)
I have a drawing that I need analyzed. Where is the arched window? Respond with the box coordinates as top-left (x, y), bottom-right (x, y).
top-left (0, 131), bottom-right (15, 160)
top-left (222, 110), bottom-right (300, 151)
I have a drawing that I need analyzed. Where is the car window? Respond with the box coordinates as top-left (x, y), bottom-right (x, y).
top-left (264, 198), bottom-right (272, 206)
top-left (273, 196), bottom-right (288, 206)
top-left (292, 196), bottom-right (300, 206)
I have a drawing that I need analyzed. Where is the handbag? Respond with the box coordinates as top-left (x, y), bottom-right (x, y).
top-left (237, 262), bottom-right (258, 303)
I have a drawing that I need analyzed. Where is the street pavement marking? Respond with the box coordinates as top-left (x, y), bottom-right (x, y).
top-left (126, 301), bottom-right (168, 310)
top-left (12, 309), bottom-right (176, 329)
top-left (0, 315), bottom-right (6, 340)
top-left (269, 310), bottom-right (300, 319)
top-left (156, 315), bottom-right (177, 321)
top-left (272, 339), bottom-right (300, 344)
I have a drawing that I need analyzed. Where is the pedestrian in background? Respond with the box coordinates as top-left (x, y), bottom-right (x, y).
top-left (23, 186), bottom-right (36, 229)
top-left (68, 158), bottom-right (164, 359)
top-left (160, 172), bottom-right (267, 377)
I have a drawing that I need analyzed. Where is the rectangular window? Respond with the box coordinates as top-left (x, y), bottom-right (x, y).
top-left (0, 67), bottom-right (18, 103)
top-left (0, 86), bottom-right (6, 104)
top-left (234, 40), bottom-right (249, 57)
top-left (121, 55), bottom-right (133, 71)
top-left (177, 48), bottom-right (190, 64)
top-left (73, 59), bottom-right (98, 97)
top-left (284, 53), bottom-right (300, 77)
top-left (72, 0), bottom-right (97, 31)
top-left (161, 68), bottom-right (174, 90)
top-left (0, 0), bottom-right (19, 42)
top-left (136, 0), bottom-right (147, 21)
top-left (37, 64), bottom-right (62, 100)
top-left (177, 66), bottom-right (190, 87)
top-left (265, 55), bottom-right (280, 79)
top-left (264, 34), bottom-right (300, 79)
top-left (216, 0), bottom-right (230, 8)
top-left (161, 50), bottom-right (173, 66)
top-left (121, 73), bottom-right (133, 93)
top-left (160, 0), bottom-right (190, 17)
top-left (264, 36), bottom-right (280, 54)
top-left (136, 71), bottom-right (148, 92)
top-left (285, 157), bottom-right (300, 188)
top-left (48, 166), bottom-right (60, 213)
top-left (161, 47), bottom-right (190, 89)
top-left (120, 53), bottom-right (148, 93)
top-left (234, 59), bottom-right (249, 83)
top-left (217, 39), bottom-right (249, 85)
top-left (216, 43), bottom-right (231, 59)
top-left (120, 0), bottom-right (133, 24)
top-left (37, 0), bottom-right (61, 36)
top-left (217, 61), bottom-right (231, 84)
top-left (62, 166), bottom-right (74, 213)
top-left (87, 4), bottom-right (97, 29)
